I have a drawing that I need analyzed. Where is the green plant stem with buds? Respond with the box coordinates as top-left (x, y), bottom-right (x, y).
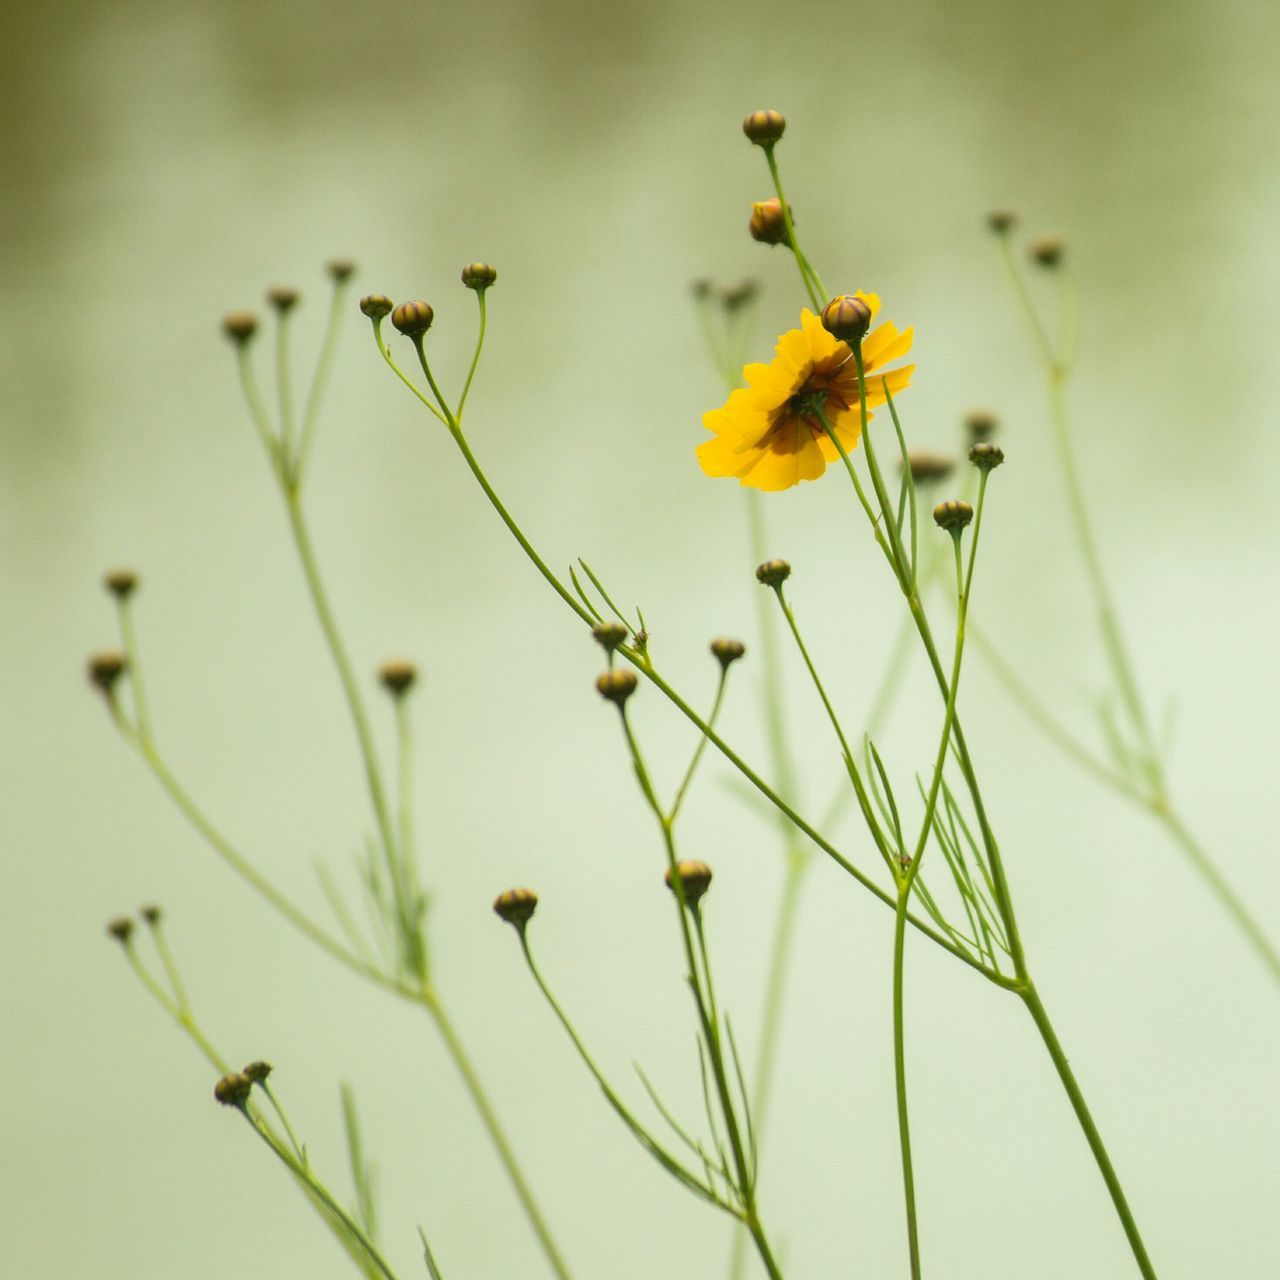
top-left (993, 235), bottom-right (1280, 986)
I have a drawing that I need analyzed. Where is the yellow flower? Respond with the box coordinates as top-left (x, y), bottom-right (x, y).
top-left (696, 294), bottom-right (915, 491)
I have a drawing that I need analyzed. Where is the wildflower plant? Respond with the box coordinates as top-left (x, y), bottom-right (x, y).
top-left (89, 107), bottom-right (1279, 1278)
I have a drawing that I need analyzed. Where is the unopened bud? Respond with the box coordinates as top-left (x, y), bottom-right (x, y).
top-left (106, 916), bottom-right (134, 944)
top-left (360, 293), bottom-right (394, 320)
top-left (749, 198), bottom-right (791, 246)
top-left (964, 409), bottom-right (998, 442)
top-left (87, 649), bottom-right (126, 695)
top-left (664, 860), bottom-right (713, 907)
top-left (242, 1061), bottom-right (272, 1084)
top-left (821, 294), bottom-right (872, 342)
top-left (221, 311), bottom-right (258, 344)
top-left (969, 442), bottom-right (1005, 471)
top-left (267, 286), bottom-right (300, 312)
top-left (1029, 234), bottom-right (1065, 268)
top-left (391, 300), bottom-right (434, 336)
top-left (493, 887), bottom-right (538, 928)
top-left (986, 210), bottom-right (1017, 235)
top-left (755, 558), bottom-right (791, 588)
top-left (902, 451), bottom-right (955, 484)
top-left (595, 668), bottom-right (638, 706)
top-left (461, 262), bottom-right (497, 290)
top-left (378, 658), bottom-right (418, 697)
top-left (140, 904), bottom-right (162, 926)
top-left (690, 278), bottom-right (713, 301)
top-left (709, 637), bottom-right (746, 669)
top-left (742, 109), bottom-right (786, 147)
top-left (103, 568), bottom-right (138, 599)
top-left (214, 1072), bottom-right (254, 1108)
top-left (933, 500), bottom-right (974, 532)
top-left (591, 621), bottom-right (629, 653)
top-left (326, 258), bottom-right (356, 283)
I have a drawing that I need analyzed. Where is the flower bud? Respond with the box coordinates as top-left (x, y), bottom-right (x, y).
top-left (902, 451), bottom-right (955, 484)
top-left (742, 109), bottom-right (786, 147)
top-left (664, 860), bottom-right (713, 907)
top-left (986, 210), bottom-right (1017, 235)
top-left (933, 500), bottom-right (974, 531)
top-left (103, 568), bottom-right (138, 599)
top-left (140, 904), bottom-right (162, 926)
top-left (221, 311), bottom-right (258, 344)
top-left (267, 286), bottom-right (300, 312)
top-left (391, 300), bottom-right (434, 336)
top-left (755, 558), bottom-right (791, 588)
top-left (87, 649), bottom-right (126, 695)
top-left (326, 258), bottom-right (356, 283)
top-left (214, 1072), bottom-right (254, 1108)
top-left (595, 668), bottom-right (638, 706)
top-left (378, 658), bottom-right (418, 698)
top-left (964, 409), bottom-right (998, 442)
top-left (969, 442), bottom-right (1005, 471)
top-left (242, 1060), bottom-right (272, 1084)
top-left (461, 262), bottom-right (497, 290)
top-left (106, 916), bottom-right (134, 944)
top-left (493, 887), bottom-right (538, 928)
top-left (821, 294), bottom-right (872, 342)
top-left (749, 198), bottom-right (791, 246)
top-left (1029, 234), bottom-right (1065, 268)
top-left (360, 293), bottom-right (394, 320)
top-left (591, 620), bottom-right (629, 653)
top-left (690, 278), bottom-right (713, 301)
top-left (709, 637), bottom-right (746, 669)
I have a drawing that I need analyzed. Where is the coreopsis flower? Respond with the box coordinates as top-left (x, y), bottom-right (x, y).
top-left (696, 296), bottom-right (914, 491)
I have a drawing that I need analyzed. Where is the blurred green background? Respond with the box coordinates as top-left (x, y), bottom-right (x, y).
top-left (4, 0), bottom-right (1279, 1275)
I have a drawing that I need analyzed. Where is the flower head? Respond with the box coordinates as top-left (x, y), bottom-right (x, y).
top-left (697, 297), bottom-right (914, 491)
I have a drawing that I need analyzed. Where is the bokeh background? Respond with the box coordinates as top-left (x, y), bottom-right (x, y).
top-left (4, 0), bottom-right (1279, 1276)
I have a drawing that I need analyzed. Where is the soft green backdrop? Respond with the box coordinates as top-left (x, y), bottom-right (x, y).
top-left (3, 0), bottom-right (1278, 1276)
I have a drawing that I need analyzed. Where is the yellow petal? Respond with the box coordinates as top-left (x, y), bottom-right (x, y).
top-left (863, 322), bottom-right (914, 370)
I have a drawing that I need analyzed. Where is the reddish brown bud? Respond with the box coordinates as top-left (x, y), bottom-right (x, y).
top-left (493, 888), bottom-right (538, 928)
top-left (221, 311), bottom-right (258, 344)
top-left (326, 258), bottom-right (356, 283)
top-left (1029, 234), bottom-right (1065, 268)
top-left (821, 295), bottom-right (873, 342)
top-left (391, 301), bottom-right (434, 336)
top-left (378, 658), bottom-right (418, 697)
top-left (106, 917), bottom-right (135, 944)
top-left (749, 198), bottom-right (791, 247)
top-left (87, 649), bottom-right (126, 695)
top-left (742, 110), bottom-right (786, 147)
top-left (103, 568), bottom-right (138, 599)
top-left (267, 286), bottom-right (300, 312)
top-left (664, 860), bottom-right (713, 907)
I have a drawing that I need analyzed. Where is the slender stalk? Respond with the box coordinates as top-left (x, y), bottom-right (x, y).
top-left (762, 147), bottom-right (825, 311)
top-left (1020, 984), bottom-right (1157, 1279)
top-left (295, 276), bottom-right (351, 480)
top-left (116, 597), bottom-right (152, 742)
top-left (1158, 803), bottom-right (1280, 983)
top-left (892, 894), bottom-right (920, 1278)
top-left (456, 290), bottom-right (488, 422)
top-left (424, 992), bottom-right (575, 1280)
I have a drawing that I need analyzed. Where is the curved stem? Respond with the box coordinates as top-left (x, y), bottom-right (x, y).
top-left (424, 992), bottom-right (576, 1280)
top-left (295, 277), bottom-right (350, 480)
top-left (1020, 984), bottom-right (1157, 1279)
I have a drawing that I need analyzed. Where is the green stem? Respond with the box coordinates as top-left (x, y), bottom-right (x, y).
top-left (762, 147), bottom-right (825, 311)
top-left (295, 277), bottom-right (350, 480)
top-left (240, 1107), bottom-right (401, 1280)
top-left (1157, 803), bottom-right (1280, 984)
top-left (892, 891), bottom-right (921, 1279)
top-left (424, 992), bottom-right (576, 1280)
top-left (282, 488), bottom-right (410, 954)
top-left (1020, 984), bottom-right (1158, 1280)
top-left (456, 290), bottom-right (488, 422)
top-left (119, 719), bottom-right (400, 993)
top-left (276, 309), bottom-right (297, 459)
top-left (116, 598), bottom-right (152, 742)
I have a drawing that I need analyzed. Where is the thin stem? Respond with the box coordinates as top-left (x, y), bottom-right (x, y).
top-left (1020, 984), bottom-right (1158, 1279)
top-left (275, 308), bottom-right (297, 460)
top-left (117, 716), bottom-right (400, 993)
top-left (235, 346), bottom-right (285, 481)
top-left (762, 147), bottom-right (825, 311)
top-left (424, 993), bottom-right (576, 1280)
top-left (282, 489), bottom-right (409, 952)
top-left (892, 892), bottom-right (921, 1278)
top-left (669, 668), bottom-right (729, 823)
top-left (295, 276), bottom-right (351, 480)
top-left (115, 597), bottom-right (153, 749)
top-left (456, 290), bottom-right (488, 422)
top-left (395, 695), bottom-right (419, 932)
top-left (996, 234), bottom-right (1056, 368)
top-left (1157, 804), bottom-right (1280, 984)
top-left (238, 1107), bottom-right (400, 1280)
